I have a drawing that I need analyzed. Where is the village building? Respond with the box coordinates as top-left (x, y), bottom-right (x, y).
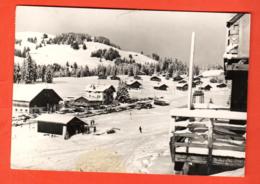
top-left (154, 83), bottom-right (169, 91)
top-left (134, 75), bottom-right (142, 80)
top-left (200, 84), bottom-right (212, 91)
top-left (98, 75), bottom-right (107, 79)
top-left (150, 75), bottom-right (161, 82)
top-left (110, 75), bottom-right (120, 80)
top-left (192, 90), bottom-right (205, 103)
top-left (178, 80), bottom-right (187, 84)
top-left (126, 80), bottom-right (142, 89)
top-left (35, 114), bottom-right (88, 139)
top-left (176, 83), bottom-right (188, 91)
top-left (173, 75), bottom-right (183, 81)
top-left (216, 83), bottom-right (227, 88)
top-left (13, 86), bottom-right (63, 115)
top-left (85, 84), bottom-right (116, 105)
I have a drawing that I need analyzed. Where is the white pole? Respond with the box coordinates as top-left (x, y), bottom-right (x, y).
top-left (187, 32), bottom-right (195, 110)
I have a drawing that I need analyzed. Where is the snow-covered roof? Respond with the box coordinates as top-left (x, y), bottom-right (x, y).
top-left (85, 84), bottom-right (115, 92)
top-left (13, 85), bottom-right (49, 102)
top-left (154, 83), bottom-right (168, 88)
top-left (176, 83), bottom-right (188, 88)
top-left (201, 70), bottom-right (224, 77)
top-left (35, 114), bottom-right (86, 125)
top-left (126, 80), bottom-right (141, 85)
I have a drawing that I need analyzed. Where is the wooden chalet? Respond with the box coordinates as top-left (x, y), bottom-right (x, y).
top-left (217, 83), bottom-right (227, 88)
top-left (154, 83), bottom-right (168, 91)
top-left (150, 75), bottom-right (161, 82)
top-left (13, 86), bottom-right (62, 115)
top-left (35, 114), bottom-right (88, 139)
top-left (200, 84), bottom-right (212, 91)
top-left (176, 83), bottom-right (188, 91)
top-left (169, 13), bottom-right (249, 175)
top-left (173, 75), bottom-right (183, 81)
top-left (110, 75), bottom-right (120, 80)
top-left (134, 75), bottom-right (142, 80)
top-left (98, 75), bottom-right (107, 79)
top-left (126, 80), bottom-right (142, 89)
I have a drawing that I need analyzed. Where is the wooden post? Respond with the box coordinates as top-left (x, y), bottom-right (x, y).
top-left (188, 32), bottom-right (196, 110)
top-left (207, 118), bottom-right (214, 174)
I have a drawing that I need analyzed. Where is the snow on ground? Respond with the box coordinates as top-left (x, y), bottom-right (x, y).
top-left (15, 32), bottom-right (158, 69)
top-left (11, 75), bottom-right (231, 174)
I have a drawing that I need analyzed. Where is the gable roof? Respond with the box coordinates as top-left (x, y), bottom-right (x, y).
top-left (85, 84), bottom-right (115, 92)
top-left (13, 85), bottom-right (62, 102)
top-left (154, 83), bottom-right (168, 88)
top-left (126, 80), bottom-right (142, 86)
top-left (227, 13), bottom-right (245, 28)
top-left (35, 114), bottom-right (86, 125)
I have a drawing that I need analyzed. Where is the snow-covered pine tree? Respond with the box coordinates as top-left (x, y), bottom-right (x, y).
top-left (116, 81), bottom-right (130, 103)
top-left (45, 66), bottom-right (53, 83)
top-left (24, 53), bottom-right (35, 84)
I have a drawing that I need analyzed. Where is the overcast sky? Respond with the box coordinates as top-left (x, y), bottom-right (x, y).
top-left (16, 6), bottom-right (236, 66)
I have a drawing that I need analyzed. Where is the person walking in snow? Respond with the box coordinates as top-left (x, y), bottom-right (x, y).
top-left (139, 126), bottom-right (142, 133)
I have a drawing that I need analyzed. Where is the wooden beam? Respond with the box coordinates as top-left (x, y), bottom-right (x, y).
top-left (171, 108), bottom-right (247, 120)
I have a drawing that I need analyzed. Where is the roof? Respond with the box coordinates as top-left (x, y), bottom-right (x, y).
top-left (13, 85), bottom-right (62, 102)
top-left (154, 83), bottom-right (168, 88)
top-left (201, 70), bottom-right (224, 77)
top-left (85, 84), bottom-right (115, 92)
top-left (227, 13), bottom-right (245, 28)
top-left (35, 114), bottom-right (86, 125)
top-left (126, 80), bottom-right (142, 86)
top-left (176, 83), bottom-right (188, 88)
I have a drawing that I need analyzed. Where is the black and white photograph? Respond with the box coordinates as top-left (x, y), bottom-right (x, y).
top-left (11, 6), bottom-right (250, 176)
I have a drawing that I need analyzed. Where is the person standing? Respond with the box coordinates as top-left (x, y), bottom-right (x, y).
top-left (139, 126), bottom-right (142, 133)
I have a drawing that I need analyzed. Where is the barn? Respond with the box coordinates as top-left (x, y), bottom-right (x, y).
top-left (217, 83), bottom-right (227, 88)
top-left (126, 80), bottom-right (142, 89)
top-left (35, 114), bottom-right (88, 139)
top-left (154, 83), bottom-right (169, 90)
top-left (173, 75), bottom-right (183, 81)
top-left (150, 75), bottom-right (161, 82)
top-left (176, 83), bottom-right (188, 91)
top-left (13, 85), bottom-right (63, 115)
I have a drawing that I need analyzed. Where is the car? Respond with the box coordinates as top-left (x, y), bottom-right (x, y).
top-left (154, 99), bottom-right (170, 106)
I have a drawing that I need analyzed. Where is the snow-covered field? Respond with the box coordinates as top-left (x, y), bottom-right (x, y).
top-left (15, 32), bottom-right (158, 69)
top-left (11, 76), bottom-right (231, 174)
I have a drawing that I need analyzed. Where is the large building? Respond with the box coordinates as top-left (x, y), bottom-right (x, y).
top-left (35, 114), bottom-right (88, 139)
top-left (13, 85), bottom-right (63, 115)
top-left (84, 84), bottom-right (116, 105)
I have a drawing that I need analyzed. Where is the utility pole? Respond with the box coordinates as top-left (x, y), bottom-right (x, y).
top-left (187, 32), bottom-right (195, 110)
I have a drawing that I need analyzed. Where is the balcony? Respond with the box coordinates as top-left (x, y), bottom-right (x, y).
top-left (169, 108), bottom-right (246, 175)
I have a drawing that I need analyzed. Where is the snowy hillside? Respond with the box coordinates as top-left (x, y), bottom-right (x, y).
top-left (15, 32), bottom-right (158, 69)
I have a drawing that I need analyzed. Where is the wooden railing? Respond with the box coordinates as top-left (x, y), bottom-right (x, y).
top-left (169, 108), bottom-right (246, 174)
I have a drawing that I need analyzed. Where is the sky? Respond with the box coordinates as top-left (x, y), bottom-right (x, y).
top-left (16, 6), bottom-right (237, 67)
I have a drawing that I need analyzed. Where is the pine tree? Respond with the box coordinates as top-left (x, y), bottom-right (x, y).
top-left (116, 81), bottom-right (130, 103)
top-left (45, 66), bottom-right (53, 83)
top-left (24, 53), bottom-right (35, 84)
top-left (41, 65), bottom-right (46, 82)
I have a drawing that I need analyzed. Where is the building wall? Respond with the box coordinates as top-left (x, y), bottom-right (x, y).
top-left (37, 121), bottom-right (64, 135)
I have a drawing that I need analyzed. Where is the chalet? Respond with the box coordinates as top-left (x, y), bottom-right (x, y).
top-left (176, 83), bottom-right (188, 91)
top-left (98, 75), bottom-right (107, 79)
top-left (13, 86), bottom-right (62, 115)
top-left (134, 75), bottom-right (142, 80)
top-left (217, 83), bottom-right (227, 88)
top-left (173, 75), bottom-right (183, 81)
top-left (192, 90), bottom-right (204, 103)
top-left (126, 80), bottom-right (142, 89)
top-left (200, 84), bottom-right (212, 91)
top-left (178, 80), bottom-right (187, 84)
top-left (154, 83), bottom-right (168, 91)
top-left (35, 114), bottom-right (88, 139)
top-left (110, 75), bottom-right (120, 80)
top-left (150, 75), bottom-right (161, 82)
top-left (85, 84), bottom-right (116, 105)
